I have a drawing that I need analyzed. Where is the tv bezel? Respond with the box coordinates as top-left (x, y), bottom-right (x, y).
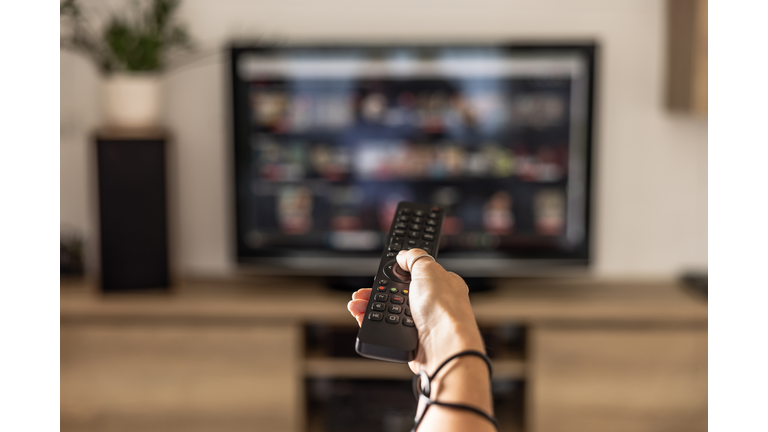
top-left (229, 42), bottom-right (597, 277)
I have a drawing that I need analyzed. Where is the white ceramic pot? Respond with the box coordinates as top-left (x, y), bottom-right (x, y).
top-left (101, 73), bottom-right (162, 129)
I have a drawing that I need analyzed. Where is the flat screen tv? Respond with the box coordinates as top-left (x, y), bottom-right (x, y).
top-left (230, 43), bottom-right (596, 278)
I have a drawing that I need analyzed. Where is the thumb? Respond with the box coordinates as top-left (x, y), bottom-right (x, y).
top-left (396, 248), bottom-right (435, 273)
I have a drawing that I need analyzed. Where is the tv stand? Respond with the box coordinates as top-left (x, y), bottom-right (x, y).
top-left (61, 277), bottom-right (707, 432)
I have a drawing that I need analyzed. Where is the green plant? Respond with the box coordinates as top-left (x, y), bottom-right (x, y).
top-left (60, 0), bottom-right (193, 74)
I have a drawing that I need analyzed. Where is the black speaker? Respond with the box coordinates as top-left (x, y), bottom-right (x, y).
top-left (96, 133), bottom-right (170, 292)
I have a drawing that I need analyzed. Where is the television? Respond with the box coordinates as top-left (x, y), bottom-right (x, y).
top-left (230, 43), bottom-right (595, 280)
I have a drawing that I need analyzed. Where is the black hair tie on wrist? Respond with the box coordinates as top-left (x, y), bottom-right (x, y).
top-left (410, 350), bottom-right (498, 432)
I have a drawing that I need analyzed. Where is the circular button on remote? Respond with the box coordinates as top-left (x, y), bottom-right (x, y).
top-left (383, 259), bottom-right (412, 283)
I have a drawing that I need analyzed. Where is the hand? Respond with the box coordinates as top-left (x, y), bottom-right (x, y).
top-left (347, 248), bottom-right (485, 374)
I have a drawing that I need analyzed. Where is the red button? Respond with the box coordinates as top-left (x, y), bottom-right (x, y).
top-left (377, 286), bottom-right (387, 291)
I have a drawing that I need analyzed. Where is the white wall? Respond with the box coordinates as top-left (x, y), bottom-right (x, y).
top-left (60, 0), bottom-right (708, 278)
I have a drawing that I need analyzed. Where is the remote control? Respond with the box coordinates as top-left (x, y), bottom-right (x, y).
top-left (355, 202), bottom-right (445, 363)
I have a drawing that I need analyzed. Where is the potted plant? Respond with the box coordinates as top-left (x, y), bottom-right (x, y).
top-left (60, 0), bottom-right (194, 130)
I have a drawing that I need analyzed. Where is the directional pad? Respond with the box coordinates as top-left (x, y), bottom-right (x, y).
top-left (383, 260), bottom-right (412, 283)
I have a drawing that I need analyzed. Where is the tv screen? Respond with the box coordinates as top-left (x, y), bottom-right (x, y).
top-left (230, 44), bottom-right (595, 276)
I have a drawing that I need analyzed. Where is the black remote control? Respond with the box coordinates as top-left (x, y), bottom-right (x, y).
top-left (355, 202), bottom-right (445, 363)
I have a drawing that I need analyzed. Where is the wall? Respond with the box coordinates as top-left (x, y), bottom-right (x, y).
top-left (60, 0), bottom-right (708, 278)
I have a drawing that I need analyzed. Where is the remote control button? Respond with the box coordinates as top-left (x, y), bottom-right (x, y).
top-left (426, 219), bottom-right (437, 226)
top-left (408, 231), bottom-right (420, 238)
top-left (391, 295), bottom-right (405, 304)
top-left (376, 286), bottom-right (387, 292)
top-left (409, 224), bottom-right (422, 231)
top-left (388, 239), bottom-right (402, 251)
top-left (394, 263), bottom-right (411, 278)
top-left (414, 210), bottom-right (425, 216)
top-left (395, 222), bottom-right (407, 229)
top-left (383, 260), bottom-right (412, 283)
top-left (393, 230), bottom-right (405, 236)
top-left (386, 315), bottom-right (400, 324)
top-left (413, 217), bottom-right (424, 223)
top-left (389, 304), bottom-right (402, 314)
top-left (405, 307), bottom-right (411, 316)
top-left (423, 234), bottom-right (435, 241)
top-left (378, 279), bottom-right (389, 285)
top-left (403, 317), bottom-right (415, 327)
top-left (407, 240), bottom-right (417, 246)
top-left (431, 206), bottom-right (442, 213)
top-left (400, 208), bottom-right (412, 214)
top-left (371, 302), bottom-right (386, 311)
top-left (389, 287), bottom-right (398, 293)
top-left (386, 252), bottom-right (396, 257)
top-left (368, 312), bottom-right (383, 321)
top-left (425, 226), bottom-right (436, 233)
top-left (398, 216), bottom-right (409, 222)
top-left (374, 293), bottom-right (389, 302)
top-left (428, 212), bottom-right (439, 219)
top-left (402, 290), bottom-right (409, 295)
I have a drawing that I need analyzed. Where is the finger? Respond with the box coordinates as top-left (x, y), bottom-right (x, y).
top-left (347, 299), bottom-right (368, 327)
top-left (396, 248), bottom-right (423, 272)
top-left (348, 298), bottom-right (369, 317)
top-left (396, 248), bottom-right (437, 273)
top-left (352, 288), bottom-right (371, 301)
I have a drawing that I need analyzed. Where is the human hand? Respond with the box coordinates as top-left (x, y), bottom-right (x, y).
top-left (347, 248), bottom-right (485, 374)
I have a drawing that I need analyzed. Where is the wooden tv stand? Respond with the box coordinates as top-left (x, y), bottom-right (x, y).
top-left (61, 277), bottom-right (707, 432)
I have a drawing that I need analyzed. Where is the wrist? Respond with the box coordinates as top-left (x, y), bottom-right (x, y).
top-left (420, 317), bottom-right (485, 373)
